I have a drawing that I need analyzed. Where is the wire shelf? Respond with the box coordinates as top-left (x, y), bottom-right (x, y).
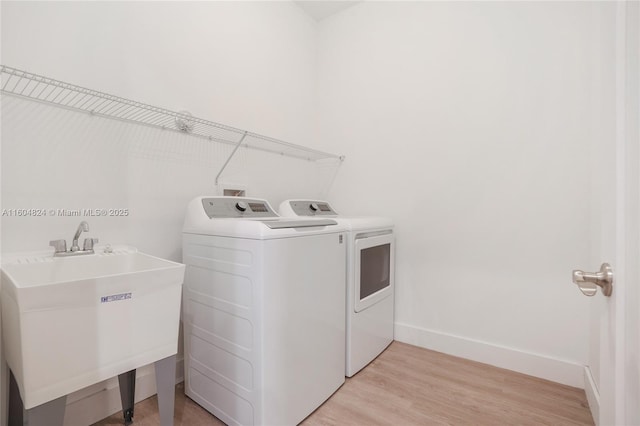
top-left (0, 65), bottom-right (344, 162)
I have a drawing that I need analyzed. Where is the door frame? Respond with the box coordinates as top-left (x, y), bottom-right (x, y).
top-left (623, 1), bottom-right (640, 424)
top-left (593, 2), bottom-right (640, 425)
top-left (585, 2), bottom-right (639, 425)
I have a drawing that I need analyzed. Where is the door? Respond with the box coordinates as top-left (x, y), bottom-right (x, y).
top-left (354, 232), bottom-right (394, 313)
top-left (582, 2), bottom-right (640, 425)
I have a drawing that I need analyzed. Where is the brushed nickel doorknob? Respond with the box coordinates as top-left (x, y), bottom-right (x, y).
top-left (572, 263), bottom-right (613, 297)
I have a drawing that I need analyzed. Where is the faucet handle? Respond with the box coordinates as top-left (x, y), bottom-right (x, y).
top-left (83, 238), bottom-right (99, 251)
top-left (49, 239), bottom-right (67, 253)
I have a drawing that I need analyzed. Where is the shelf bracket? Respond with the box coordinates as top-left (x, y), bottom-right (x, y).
top-left (215, 131), bottom-right (248, 186)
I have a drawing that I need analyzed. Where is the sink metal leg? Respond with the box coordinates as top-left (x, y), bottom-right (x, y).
top-left (154, 355), bottom-right (176, 426)
top-left (118, 369), bottom-right (136, 425)
top-left (9, 369), bottom-right (66, 426)
top-left (8, 370), bottom-right (22, 426)
top-left (25, 396), bottom-right (67, 426)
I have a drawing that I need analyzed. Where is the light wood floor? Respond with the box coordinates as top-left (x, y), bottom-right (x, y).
top-left (93, 342), bottom-right (593, 426)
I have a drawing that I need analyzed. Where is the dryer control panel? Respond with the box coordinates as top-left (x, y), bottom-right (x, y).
top-left (285, 200), bottom-right (337, 216)
top-left (202, 197), bottom-right (277, 218)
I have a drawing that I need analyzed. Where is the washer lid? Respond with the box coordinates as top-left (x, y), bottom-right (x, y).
top-left (262, 219), bottom-right (337, 229)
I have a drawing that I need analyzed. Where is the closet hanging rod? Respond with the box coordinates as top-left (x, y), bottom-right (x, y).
top-left (0, 65), bottom-right (345, 162)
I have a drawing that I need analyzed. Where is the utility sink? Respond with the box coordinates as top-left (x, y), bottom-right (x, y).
top-left (1, 247), bottom-right (185, 410)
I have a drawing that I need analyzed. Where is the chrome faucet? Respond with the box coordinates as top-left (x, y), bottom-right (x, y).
top-left (50, 221), bottom-right (98, 257)
top-left (71, 221), bottom-right (89, 252)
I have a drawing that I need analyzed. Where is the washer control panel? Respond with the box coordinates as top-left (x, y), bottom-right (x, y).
top-left (287, 200), bottom-right (337, 216)
top-left (202, 197), bottom-right (276, 218)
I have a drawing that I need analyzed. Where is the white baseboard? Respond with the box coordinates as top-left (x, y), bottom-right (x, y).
top-left (584, 366), bottom-right (599, 425)
top-left (394, 322), bottom-right (584, 388)
top-left (62, 356), bottom-right (184, 426)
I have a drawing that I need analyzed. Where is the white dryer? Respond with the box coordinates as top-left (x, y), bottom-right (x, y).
top-left (279, 200), bottom-right (394, 377)
top-left (182, 196), bottom-right (347, 426)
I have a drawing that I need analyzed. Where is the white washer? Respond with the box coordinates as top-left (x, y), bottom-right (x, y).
top-left (279, 200), bottom-right (394, 377)
top-left (182, 196), bottom-right (347, 426)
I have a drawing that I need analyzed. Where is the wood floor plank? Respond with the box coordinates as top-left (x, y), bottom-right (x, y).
top-left (92, 341), bottom-right (594, 425)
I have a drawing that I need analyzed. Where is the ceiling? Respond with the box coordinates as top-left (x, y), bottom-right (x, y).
top-left (294, 1), bottom-right (361, 22)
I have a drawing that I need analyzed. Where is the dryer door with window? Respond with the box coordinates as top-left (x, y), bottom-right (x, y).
top-left (354, 233), bottom-right (394, 313)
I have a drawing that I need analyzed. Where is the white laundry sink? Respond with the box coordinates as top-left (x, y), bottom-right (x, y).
top-left (0, 247), bottom-right (185, 409)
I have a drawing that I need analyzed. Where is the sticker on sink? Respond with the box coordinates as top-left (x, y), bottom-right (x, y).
top-left (100, 293), bottom-right (132, 303)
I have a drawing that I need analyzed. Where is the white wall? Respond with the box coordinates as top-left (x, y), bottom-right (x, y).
top-left (0, 2), bottom-right (329, 424)
top-left (0, 0), bottom-right (335, 256)
top-left (316, 1), bottom-right (600, 387)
